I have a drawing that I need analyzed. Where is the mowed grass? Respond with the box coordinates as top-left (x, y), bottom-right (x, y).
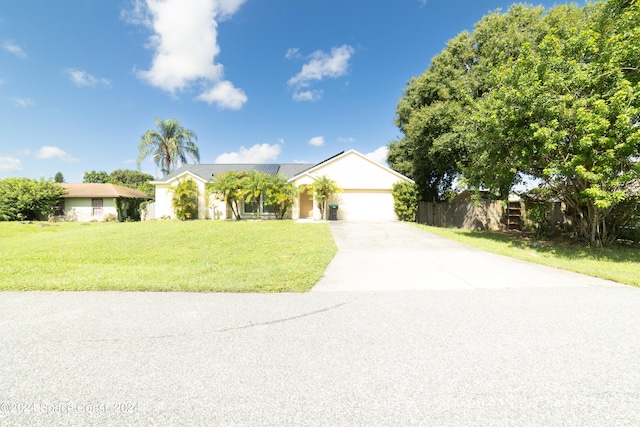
top-left (415, 224), bottom-right (640, 287)
top-left (0, 220), bottom-right (337, 292)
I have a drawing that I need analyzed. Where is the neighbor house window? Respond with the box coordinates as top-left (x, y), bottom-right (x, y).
top-left (54, 201), bottom-right (64, 216)
top-left (92, 198), bottom-right (103, 216)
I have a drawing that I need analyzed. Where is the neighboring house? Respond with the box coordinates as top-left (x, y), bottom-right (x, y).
top-left (57, 183), bottom-right (151, 222)
top-left (150, 149), bottom-right (413, 221)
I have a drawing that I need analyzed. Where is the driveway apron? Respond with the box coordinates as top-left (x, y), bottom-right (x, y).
top-left (313, 221), bottom-right (622, 291)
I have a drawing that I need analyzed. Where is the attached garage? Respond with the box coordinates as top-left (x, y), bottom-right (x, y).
top-left (290, 150), bottom-right (413, 221)
top-left (333, 190), bottom-right (396, 220)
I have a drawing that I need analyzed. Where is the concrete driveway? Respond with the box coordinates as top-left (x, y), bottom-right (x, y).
top-left (313, 221), bottom-right (622, 291)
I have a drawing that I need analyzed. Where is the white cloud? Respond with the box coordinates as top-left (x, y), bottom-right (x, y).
top-left (125, 0), bottom-right (247, 110)
top-left (35, 146), bottom-right (80, 163)
top-left (338, 137), bottom-right (356, 143)
top-left (196, 80), bottom-right (247, 110)
top-left (285, 48), bottom-right (301, 60)
top-left (12, 97), bottom-right (35, 108)
top-left (2, 41), bottom-right (26, 59)
top-left (287, 44), bottom-right (355, 89)
top-left (308, 136), bottom-right (325, 147)
top-left (66, 69), bottom-right (111, 88)
top-left (292, 90), bottom-right (323, 102)
top-left (0, 156), bottom-right (22, 172)
top-left (215, 143), bottom-right (281, 163)
top-left (366, 146), bottom-right (389, 165)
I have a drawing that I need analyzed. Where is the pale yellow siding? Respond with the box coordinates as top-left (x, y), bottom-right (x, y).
top-left (64, 198), bottom-right (117, 222)
top-left (291, 151), bottom-right (411, 221)
top-left (154, 176), bottom-right (229, 220)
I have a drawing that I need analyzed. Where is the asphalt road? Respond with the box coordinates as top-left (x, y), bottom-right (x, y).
top-left (1, 222), bottom-right (639, 426)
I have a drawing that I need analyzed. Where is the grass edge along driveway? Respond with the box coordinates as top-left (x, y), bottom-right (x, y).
top-left (0, 221), bottom-right (337, 292)
top-left (415, 223), bottom-right (640, 288)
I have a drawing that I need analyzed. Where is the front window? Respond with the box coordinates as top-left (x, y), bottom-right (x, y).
top-left (242, 196), bottom-right (274, 215)
top-left (92, 198), bottom-right (103, 216)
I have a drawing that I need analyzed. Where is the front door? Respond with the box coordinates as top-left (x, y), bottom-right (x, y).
top-left (299, 188), bottom-right (313, 218)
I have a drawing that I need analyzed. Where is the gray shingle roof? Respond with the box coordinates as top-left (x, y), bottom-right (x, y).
top-left (157, 162), bottom-right (313, 182)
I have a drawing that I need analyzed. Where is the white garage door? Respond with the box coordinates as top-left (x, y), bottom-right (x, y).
top-left (335, 190), bottom-right (396, 220)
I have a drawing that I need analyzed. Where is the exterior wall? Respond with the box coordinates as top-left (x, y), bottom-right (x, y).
top-left (291, 152), bottom-right (410, 220)
top-left (154, 184), bottom-right (174, 219)
top-left (154, 178), bottom-right (229, 220)
top-left (333, 190), bottom-right (396, 221)
top-left (63, 198), bottom-right (117, 222)
top-left (307, 152), bottom-right (405, 190)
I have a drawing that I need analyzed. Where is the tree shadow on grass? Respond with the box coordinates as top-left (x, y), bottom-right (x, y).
top-left (457, 230), bottom-right (640, 264)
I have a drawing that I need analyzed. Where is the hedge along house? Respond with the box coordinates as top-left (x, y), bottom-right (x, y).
top-left (57, 183), bottom-right (151, 222)
top-left (149, 150), bottom-right (413, 221)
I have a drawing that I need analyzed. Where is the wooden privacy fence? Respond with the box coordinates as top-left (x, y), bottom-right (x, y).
top-left (417, 200), bottom-right (567, 231)
top-left (417, 200), bottom-right (507, 230)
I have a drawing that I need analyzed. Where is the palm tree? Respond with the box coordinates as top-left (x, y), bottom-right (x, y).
top-left (307, 175), bottom-right (342, 220)
top-left (264, 174), bottom-right (299, 219)
top-left (207, 171), bottom-right (247, 220)
top-left (137, 118), bottom-right (200, 177)
top-left (243, 170), bottom-right (268, 218)
top-left (170, 179), bottom-right (199, 220)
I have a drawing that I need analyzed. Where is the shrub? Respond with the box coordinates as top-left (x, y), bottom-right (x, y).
top-left (170, 179), bottom-right (199, 220)
top-left (392, 181), bottom-right (419, 222)
top-left (0, 178), bottom-right (66, 221)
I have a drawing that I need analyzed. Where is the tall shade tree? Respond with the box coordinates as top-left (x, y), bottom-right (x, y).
top-left (83, 170), bottom-right (110, 183)
top-left (466, 1), bottom-right (640, 246)
top-left (307, 175), bottom-right (342, 220)
top-left (207, 171), bottom-right (247, 220)
top-left (137, 118), bottom-right (200, 177)
top-left (390, 0), bottom-right (640, 246)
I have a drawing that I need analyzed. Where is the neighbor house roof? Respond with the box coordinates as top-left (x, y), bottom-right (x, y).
top-left (152, 163), bottom-right (314, 183)
top-left (58, 183), bottom-right (151, 199)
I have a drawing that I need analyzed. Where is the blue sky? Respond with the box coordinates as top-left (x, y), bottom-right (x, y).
top-left (1, 0), bottom-right (584, 182)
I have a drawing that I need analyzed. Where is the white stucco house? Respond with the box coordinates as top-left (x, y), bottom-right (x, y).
top-left (149, 150), bottom-right (413, 221)
top-left (57, 183), bottom-right (151, 222)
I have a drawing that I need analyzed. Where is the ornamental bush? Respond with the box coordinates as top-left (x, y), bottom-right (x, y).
top-left (392, 181), bottom-right (419, 222)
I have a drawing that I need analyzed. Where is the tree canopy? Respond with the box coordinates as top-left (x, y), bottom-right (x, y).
top-left (0, 178), bottom-right (66, 221)
top-left (83, 169), bottom-right (155, 197)
top-left (389, 0), bottom-right (640, 245)
top-left (207, 171), bottom-right (299, 220)
top-left (137, 118), bottom-right (200, 177)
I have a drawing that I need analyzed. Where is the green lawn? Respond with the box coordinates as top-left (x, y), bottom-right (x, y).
top-left (0, 220), bottom-right (337, 292)
top-left (415, 224), bottom-right (640, 287)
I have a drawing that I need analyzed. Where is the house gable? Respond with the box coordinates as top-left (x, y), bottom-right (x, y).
top-left (290, 150), bottom-right (412, 190)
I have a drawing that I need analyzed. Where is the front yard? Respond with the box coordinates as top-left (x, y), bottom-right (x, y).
top-left (417, 224), bottom-right (640, 287)
top-left (0, 220), bottom-right (337, 292)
